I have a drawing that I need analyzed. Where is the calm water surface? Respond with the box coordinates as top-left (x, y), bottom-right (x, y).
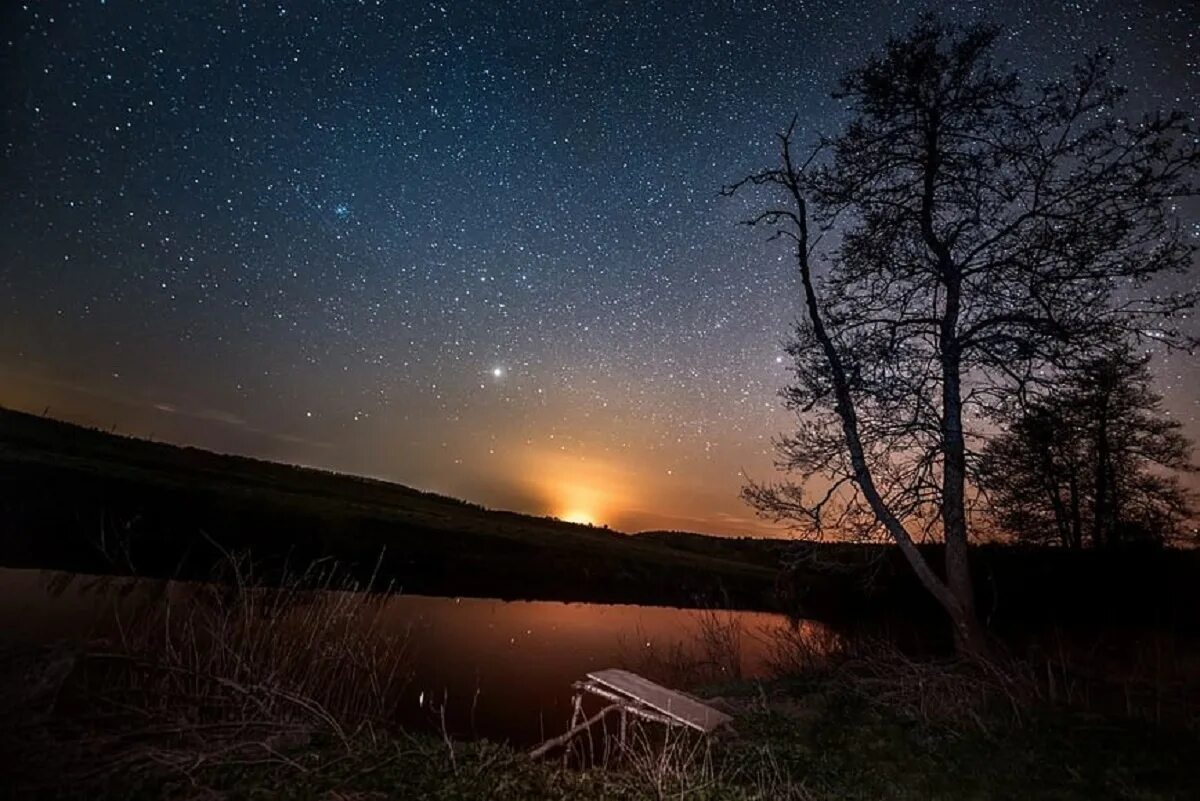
top-left (0, 567), bottom-right (816, 744)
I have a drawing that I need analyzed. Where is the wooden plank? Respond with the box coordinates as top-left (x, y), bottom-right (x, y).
top-left (575, 681), bottom-right (677, 725)
top-left (585, 668), bottom-right (732, 733)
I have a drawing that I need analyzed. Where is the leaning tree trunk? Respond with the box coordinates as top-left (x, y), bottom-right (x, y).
top-left (743, 124), bottom-right (993, 663)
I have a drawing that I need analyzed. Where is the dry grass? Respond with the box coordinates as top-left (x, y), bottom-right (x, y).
top-left (760, 620), bottom-right (844, 678)
top-left (754, 619), bottom-right (1200, 734)
top-left (618, 607), bottom-right (754, 689)
top-left (4, 555), bottom-right (413, 793)
top-left (6, 558), bottom-right (1198, 799)
top-left (617, 721), bottom-right (812, 801)
top-left (821, 638), bottom-right (1037, 728)
top-left (1015, 624), bottom-right (1200, 727)
top-left (6, 566), bottom-right (820, 799)
top-left (101, 559), bottom-right (410, 727)
top-left (541, 707), bottom-right (811, 801)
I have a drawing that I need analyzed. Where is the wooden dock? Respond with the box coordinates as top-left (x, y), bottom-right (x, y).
top-left (530, 667), bottom-right (733, 757)
top-left (583, 669), bottom-right (732, 733)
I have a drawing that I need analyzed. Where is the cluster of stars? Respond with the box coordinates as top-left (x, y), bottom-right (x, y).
top-left (0, 0), bottom-right (1195, 533)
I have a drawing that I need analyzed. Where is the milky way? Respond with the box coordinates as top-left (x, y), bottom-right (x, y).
top-left (2, 1), bottom-right (1196, 534)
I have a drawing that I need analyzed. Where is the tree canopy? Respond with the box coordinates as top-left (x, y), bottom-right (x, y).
top-left (728, 16), bottom-right (1199, 655)
top-left (979, 348), bottom-right (1196, 549)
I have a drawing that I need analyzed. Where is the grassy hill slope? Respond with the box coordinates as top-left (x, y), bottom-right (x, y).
top-left (0, 407), bottom-right (776, 608)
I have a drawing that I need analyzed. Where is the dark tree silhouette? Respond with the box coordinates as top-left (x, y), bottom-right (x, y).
top-left (725, 18), bottom-right (1198, 657)
top-left (979, 348), bottom-right (1196, 549)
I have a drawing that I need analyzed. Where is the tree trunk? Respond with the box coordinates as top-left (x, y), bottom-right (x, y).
top-left (1037, 445), bottom-right (1071, 547)
top-left (1067, 467), bottom-right (1084, 549)
top-left (766, 126), bottom-right (990, 662)
top-left (1107, 462), bottom-right (1122, 544)
top-left (925, 114), bottom-right (986, 660)
top-left (947, 590), bottom-right (990, 657)
top-left (1093, 406), bottom-right (1111, 549)
top-left (940, 340), bottom-right (986, 658)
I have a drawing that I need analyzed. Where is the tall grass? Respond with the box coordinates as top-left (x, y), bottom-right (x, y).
top-left (102, 557), bottom-right (411, 730)
top-left (8, 555), bottom-right (413, 792)
top-left (619, 607), bottom-right (770, 688)
top-left (7, 558), bottom-right (1198, 799)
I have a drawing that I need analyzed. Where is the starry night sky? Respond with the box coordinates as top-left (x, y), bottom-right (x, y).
top-left (2, 1), bottom-right (1197, 535)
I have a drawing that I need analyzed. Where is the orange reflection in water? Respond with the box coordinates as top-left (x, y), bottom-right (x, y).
top-left (0, 567), bottom-right (829, 745)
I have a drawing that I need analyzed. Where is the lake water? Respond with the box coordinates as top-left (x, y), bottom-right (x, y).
top-left (0, 568), bottom-right (817, 744)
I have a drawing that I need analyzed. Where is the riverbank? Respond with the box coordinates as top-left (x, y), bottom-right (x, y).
top-left (4, 564), bottom-right (1197, 800)
top-left (7, 638), bottom-right (1196, 800)
top-left (0, 565), bottom-right (797, 746)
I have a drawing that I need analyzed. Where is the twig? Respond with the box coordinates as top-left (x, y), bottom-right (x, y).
top-left (529, 703), bottom-right (622, 758)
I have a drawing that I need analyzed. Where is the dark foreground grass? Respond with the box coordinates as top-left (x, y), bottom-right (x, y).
top-left (725, 680), bottom-right (1195, 801)
top-left (46, 693), bottom-right (1199, 801)
top-left (4, 560), bottom-right (1196, 800)
top-left (10, 667), bottom-right (1197, 801)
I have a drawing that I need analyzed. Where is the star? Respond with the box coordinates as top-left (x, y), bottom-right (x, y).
top-left (0, 0), bottom-right (1194, 536)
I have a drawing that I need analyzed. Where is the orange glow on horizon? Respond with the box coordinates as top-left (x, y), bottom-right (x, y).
top-left (558, 509), bottom-right (597, 526)
top-left (513, 448), bottom-right (632, 530)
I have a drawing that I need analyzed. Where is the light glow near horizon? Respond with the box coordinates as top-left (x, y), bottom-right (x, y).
top-left (559, 510), bottom-right (597, 526)
top-left (0, 2), bottom-right (1194, 538)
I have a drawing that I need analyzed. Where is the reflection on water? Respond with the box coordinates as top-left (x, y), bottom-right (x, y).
top-left (0, 568), bottom-right (821, 744)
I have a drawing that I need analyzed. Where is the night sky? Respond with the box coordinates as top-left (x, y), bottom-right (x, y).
top-left (2, 1), bottom-right (1197, 535)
